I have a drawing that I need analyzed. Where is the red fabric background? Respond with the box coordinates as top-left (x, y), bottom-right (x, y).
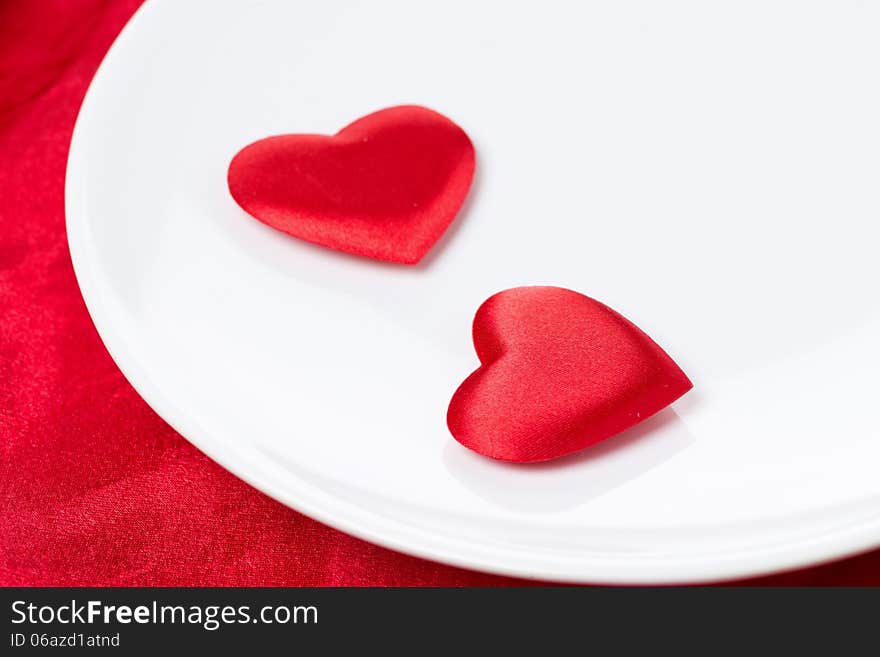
top-left (2, 0), bottom-right (878, 586)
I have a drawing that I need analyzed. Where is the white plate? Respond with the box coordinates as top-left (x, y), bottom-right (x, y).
top-left (66, 0), bottom-right (880, 584)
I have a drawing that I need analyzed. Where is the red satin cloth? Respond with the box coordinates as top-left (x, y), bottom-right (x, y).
top-left (448, 287), bottom-right (692, 462)
top-left (228, 105), bottom-right (475, 264)
top-left (2, 0), bottom-right (879, 586)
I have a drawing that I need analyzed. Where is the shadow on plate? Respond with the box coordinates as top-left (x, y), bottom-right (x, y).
top-left (443, 407), bottom-right (695, 513)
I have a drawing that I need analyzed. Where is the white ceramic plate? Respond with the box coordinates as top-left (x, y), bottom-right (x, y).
top-left (66, 0), bottom-right (880, 584)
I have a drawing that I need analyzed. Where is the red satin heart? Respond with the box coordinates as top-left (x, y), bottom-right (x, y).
top-left (227, 105), bottom-right (475, 264)
top-left (447, 287), bottom-right (693, 463)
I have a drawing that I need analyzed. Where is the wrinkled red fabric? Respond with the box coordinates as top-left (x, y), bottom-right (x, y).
top-left (448, 287), bottom-right (692, 462)
top-left (2, 0), bottom-right (879, 586)
top-left (228, 106), bottom-right (475, 264)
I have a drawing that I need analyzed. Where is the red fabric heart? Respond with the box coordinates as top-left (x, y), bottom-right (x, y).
top-left (447, 287), bottom-right (693, 463)
top-left (227, 105), bottom-right (475, 264)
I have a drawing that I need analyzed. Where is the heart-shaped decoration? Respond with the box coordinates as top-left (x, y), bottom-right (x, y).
top-left (227, 105), bottom-right (475, 264)
top-left (447, 286), bottom-right (693, 462)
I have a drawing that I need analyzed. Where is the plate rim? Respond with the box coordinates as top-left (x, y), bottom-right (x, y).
top-left (63, 0), bottom-right (880, 584)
